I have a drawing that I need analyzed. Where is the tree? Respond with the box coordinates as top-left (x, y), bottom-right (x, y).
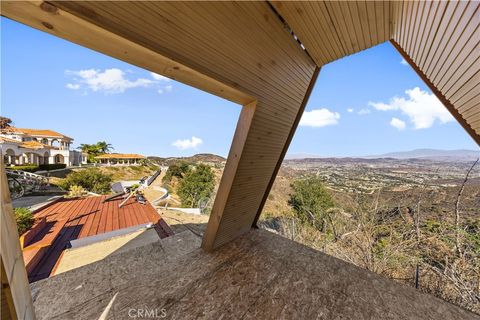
top-left (289, 177), bottom-right (335, 232)
top-left (0, 116), bottom-right (13, 129)
top-left (177, 164), bottom-right (215, 207)
top-left (162, 161), bottom-right (191, 183)
top-left (77, 144), bottom-right (101, 163)
top-left (96, 141), bottom-right (114, 153)
top-left (60, 168), bottom-right (113, 194)
top-left (77, 141), bottom-right (114, 163)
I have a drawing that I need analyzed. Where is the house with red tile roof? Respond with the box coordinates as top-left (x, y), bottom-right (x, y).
top-left (0, 126), bottom-right (86, 166)
top-left (95, 153), bottom-right (145, 165)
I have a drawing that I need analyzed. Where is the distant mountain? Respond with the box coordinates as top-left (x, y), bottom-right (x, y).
top-left (285, 153), bottom-right (323, 160)
top-left (364, 149), bottom-right (479, 162)
top-left (148, 153), bottom-right (226, 165)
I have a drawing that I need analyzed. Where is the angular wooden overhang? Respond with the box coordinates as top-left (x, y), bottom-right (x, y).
top-left (1, 2), bottom-right (479, 318)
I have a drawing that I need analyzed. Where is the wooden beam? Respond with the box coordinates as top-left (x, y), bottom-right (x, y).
top-left (390, 39), bottom-right (480, 146)
top-left (0, 154), bottom-right (36, 319)
top-left (1, 257), bottom-right (16, 320)
top-left (0, 1), bottom-right (253, 106)
top-left (202, 101), bottom-right (257, 251)
top-left (252, 67), bottom-right (321, 227)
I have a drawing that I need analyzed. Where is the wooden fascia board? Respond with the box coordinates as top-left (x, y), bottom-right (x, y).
top-left (390, 40), bottom-right (480, 146)
top-left (1, 1), bottom-right (254, 106)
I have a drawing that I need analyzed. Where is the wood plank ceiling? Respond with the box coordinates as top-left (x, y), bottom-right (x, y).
top-left (272, 0), bottom-right (480, 143)
top-left (46, 1), bottom-right (319, 250)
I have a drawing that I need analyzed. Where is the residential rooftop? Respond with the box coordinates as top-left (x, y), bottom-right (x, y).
top-left (2, 127), bottom-right (73, 140)
top-left (21, 195), bottom-right (173, 282)
top-left (95, 153), bottom-right (145, 160)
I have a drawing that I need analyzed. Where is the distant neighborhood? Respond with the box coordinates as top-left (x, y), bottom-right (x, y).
top-left (0, 117), bottom-right (145, 169)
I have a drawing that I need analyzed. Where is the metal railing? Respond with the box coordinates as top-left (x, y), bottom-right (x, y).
top-left (6, 169), bottom-right (49, 197)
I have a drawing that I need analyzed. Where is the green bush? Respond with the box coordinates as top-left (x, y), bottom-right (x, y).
top-left (162, 162), bottom-right (191, 183)
top-left (10, 165), bottom-right (39, 172)
top-left (67, 185), bottom-right (87, 198)
top-left (10, 164), bottom-right (66, 172)
top-left (177, 164), bottom-right (215, 207)
top-left (60, 168), bottom-right (113, 194)
top-left (289, 177), bottom-right (335, 230)
top-left (14, 207), bottom-right (34, 235)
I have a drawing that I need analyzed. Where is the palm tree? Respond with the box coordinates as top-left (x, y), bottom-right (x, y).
top-left (0, 116), bottom-right (13, 130)
top-left (77, 144), bottom-right (94, 153)
top-left (96, 141), bottom-right (114, 153)
top-left (77, 143), bottom-right (102, 163)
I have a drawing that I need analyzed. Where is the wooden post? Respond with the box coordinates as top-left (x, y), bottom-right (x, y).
top-left (252, 67), bottom-right (321, 227)
top-left (0, 153), bottom-right (36, 319)
top-left (202, 101), bottom-right (256, 251)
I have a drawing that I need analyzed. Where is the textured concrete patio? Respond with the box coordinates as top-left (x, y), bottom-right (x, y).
top-left (30, 229), bottom-right (477, 320)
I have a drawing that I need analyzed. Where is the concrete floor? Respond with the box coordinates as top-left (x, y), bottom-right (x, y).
top-left (30, 229), bottom-right (478, 320)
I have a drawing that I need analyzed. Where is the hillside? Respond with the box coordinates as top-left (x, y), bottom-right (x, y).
top-left (148, 153), bottom-right (226, 165)
top-left (365, 148), bottom-right (479, 161)
top-left (286, 149), bottom-right (479, 162)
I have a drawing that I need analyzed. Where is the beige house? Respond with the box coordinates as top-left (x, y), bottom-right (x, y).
top-left (94, 153), bottom-right (145, 165)
top-left (0, 127), bottom-right (87, 167)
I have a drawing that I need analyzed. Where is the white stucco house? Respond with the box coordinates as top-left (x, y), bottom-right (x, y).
top-left (0, 127), bottom-right (87, 167)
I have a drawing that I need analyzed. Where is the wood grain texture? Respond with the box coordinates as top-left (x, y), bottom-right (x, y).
top-left (24, 195), bottom-right (172, 282)
top-left (0, 1), bottom-right (252, 106)
top-left (272, 0), bottom-right (479, 142)
top-left (391, 0), bottom-right (480, 141)
top-left (47, 1), bottom-right (317, 250)
top-left (1, 156), bottom-right (36, 319)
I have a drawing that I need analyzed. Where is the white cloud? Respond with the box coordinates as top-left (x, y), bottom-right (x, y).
top-left (66, 83), bottom-right (80, 90)
top-left (357, 108), bottom-right (371, 115)
top-left (172, 136), bottom-right (203, 150)
top-left (66, 68), bottom-right (154, 94)
top-left (390, 117), bottom-right (406, 130)
top-left (401, 58), bottom-right (408, 66)
top-left (157, 85), bottom-right (173, 94)
top-left (368, 87), bottom-right (453, 129)
top-left (300, 108), bottom-right (340, 127)
top-left (150, 72), bottom-right (171, 81)
top-left (347, 108), bottom-right (354, 113)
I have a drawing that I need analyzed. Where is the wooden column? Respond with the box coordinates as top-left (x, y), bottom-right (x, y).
top-left (202, 101), bottom-right (256, 251)
top-left (203, 68), bottom-right (320, 251)
top-left (0, 154), bottom-right (36, 319)
top-left (252, 67), bottom-right (321, 226)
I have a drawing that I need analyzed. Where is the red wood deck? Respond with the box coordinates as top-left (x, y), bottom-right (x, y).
top-left (23, 195), bottom-right (173, 282)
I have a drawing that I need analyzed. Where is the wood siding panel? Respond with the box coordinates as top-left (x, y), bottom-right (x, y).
top-left (392, 0), bottom-right (480, 143)
top-left (45, 1), bottom-right (317, 250)
top-left (1, 157), bottom-right (36, 319)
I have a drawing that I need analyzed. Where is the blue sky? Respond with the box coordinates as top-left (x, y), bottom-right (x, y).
top-left (1, 17), bottom-right (477, 157)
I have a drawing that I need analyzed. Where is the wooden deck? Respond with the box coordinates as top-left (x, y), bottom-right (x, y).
top-left (22, 196), bottom-right (173, 282)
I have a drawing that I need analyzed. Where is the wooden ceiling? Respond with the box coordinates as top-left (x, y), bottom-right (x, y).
top-left (1, 1), bottom-right (479, 254)
top-left (272, 1), bottom-right (394, 65)
top-left (272, 0), bottom-right (479, 143)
